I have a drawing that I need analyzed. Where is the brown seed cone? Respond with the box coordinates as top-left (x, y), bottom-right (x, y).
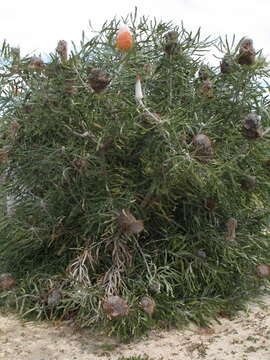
top-left (149, 281), bottom-right (161, 293)
top-left (198, 67), bottom-right (210, 81)
top-left (98, 136), bottom-right (114, 153)
top-left (72, 158), bottom-right (88, 170)
top-left (28, 56), bottom-right (45, 71)
top-left (118, 210), bottom-right (144, 234)
top-left (0, 273), bottom-right (16, 290)
top-left (164, 31), bottom-right (179, 55)
top-left (220, 56), bottom-right (231, 74)
top-left (140, 296), bottom-right (156, 315)
top-left (256, 264), bottom-right (270, 278)
top-left (143, 63), bottom-right (152, 74)
top-left (47, 289), bottom-right (62, 307)
top-left (9, 120), bottom-right (20, 139)
top-left (237, 38), bottom-right (256, 65)
top-left (23, 104), bottom-right (33, 113)
top-left (103, 295), bottom-right (129, 319)
top-left (0, 147), bottom-right (9, 164)
top-left (226, 218), bottom-right (237, 241)
top-left (193, 134), bottom-right (214, 163)
top-left (204, 198), bottom-right (217, 211)
top-left (56, 40), bottom-right (68, 62)
top-left (88, 68), bottom-right (110, 93)
top-left (201, 78), bottom-right (214, 98)
top-left (242, 127), bottom-right (263, 139)
top-left (241, 176), bottom-right (256, 191)
top-left (242, 113), bottom-right (263, 139)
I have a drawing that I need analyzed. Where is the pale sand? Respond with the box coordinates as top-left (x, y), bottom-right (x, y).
top-left (0, 295), bottom-right (270, 360)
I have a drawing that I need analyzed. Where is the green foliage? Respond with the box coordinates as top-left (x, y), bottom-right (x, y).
top-left (0, 10), bottom-right (270, 340)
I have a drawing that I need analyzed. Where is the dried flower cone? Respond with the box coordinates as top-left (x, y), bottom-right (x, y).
top-left (164, 31), bottom-right (179, 55)
top-left (237, 38), bottom-right (256, 66)
top-left (143, 63), bottom-right (152, 74)
top-left (220, 56), bottom-right (231, 74)
top-left (201, 78), bottom-right (214, 98)
top-left (118, 210), bottom-right (144, 234)
top-left (9, 120), bottom-right (20, 139)
top-left (198, 67), bottom-right (210, 81)
top-left (88, 68), bottom-right (110, 93)
top-left (140, 296), bottom-right (156, 315)
top-left (0, 273), bottom-right (16, 290)
top-left (149, 281), bottom-right (161, 293)
top-left (56, 40), bottom-right (68, 62)
top-left (103, 295), bottom-right (129, 319)
top-left (242, 113), bottom-right (263, 139)
top-left (193, 134), bottom-right (214, 163)
top-left (116, 25), bottom-right (133, 51)
top-left (47, 289), bottom-right (62, 307)
top-left (204, 198), bottom-right (217, 211)
top-left (226, 218), bottom-right (237, 241)
top-left (256, 264), bottom-right (270, 278)
top-left (72, 158), bottom-right (88, 170)
top-left (241, 176), bottom-right (256, 191)
top-left (0, 147), bottom-right (9, 164)
top-left (28, 56), bottom-right (45, 71)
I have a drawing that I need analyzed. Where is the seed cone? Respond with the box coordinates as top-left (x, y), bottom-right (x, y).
top-left (140, 296), bottom-right (156, 315)
top-left (88, 68), bottom-right (110, 93)
top-left (103, 295), bottom-right (129, 319)
top-left (47, 288), bottom-right (62, 307)
top-left (241, 176), bottom-right (256, 191)
top-left (198, 66), bottom-right (210, 81)
top-left (204, 198), bottom-right (217, 211)
top-left (220, 56), bottom-right (231, 74)
top-left (0, 273), bottom-right (16, 290)
top-left (256, 264), bottom-right (270, 278)
top-left (237, 38), bottom-right (256, 66)
top-left (193, 134), bottom-right (213, 163)
top-left (149, 281), bottom-right (161, 293)
top-left (9, 120), bottom-right (20, 139)
top-left (118, 210), bottom-right (144, 234)
top-left (242, 113), bottom-right (263, 139)
top-left (226, 218), bottom-right (237, 241)
top-left (56, 40), bottom-right (68, 62)
top-left (28, 56), bottom-right (45, 71)
top-left (201, 78), bottom-right (214, 98)
top-left (0, 147), bottom-right (10, 164)
top-left (164, 31), bottom-right (179, 55)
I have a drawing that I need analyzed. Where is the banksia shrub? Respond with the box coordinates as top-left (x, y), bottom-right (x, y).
top-left (0, 12), bottom-right (270, 339)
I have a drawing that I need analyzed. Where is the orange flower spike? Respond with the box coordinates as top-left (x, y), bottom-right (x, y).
top-left (116, 24), bottom-right (133, 51)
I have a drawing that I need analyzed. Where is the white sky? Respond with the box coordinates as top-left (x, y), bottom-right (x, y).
top-left (1, 0), bottom-right (270, 64)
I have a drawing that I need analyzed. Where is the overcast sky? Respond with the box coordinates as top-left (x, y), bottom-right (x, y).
top-left (1, 0), bottom-right (270, 64)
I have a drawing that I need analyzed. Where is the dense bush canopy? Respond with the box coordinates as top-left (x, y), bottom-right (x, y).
top-left (0, 11), bottom-right (270, 338)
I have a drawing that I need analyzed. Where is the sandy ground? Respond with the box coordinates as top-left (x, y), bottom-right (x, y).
top-left (1, 295), bottom-right (270, 360)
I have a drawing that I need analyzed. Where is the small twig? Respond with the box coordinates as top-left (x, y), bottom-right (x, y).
top-left (64, 125), bottom-right (97, 142)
